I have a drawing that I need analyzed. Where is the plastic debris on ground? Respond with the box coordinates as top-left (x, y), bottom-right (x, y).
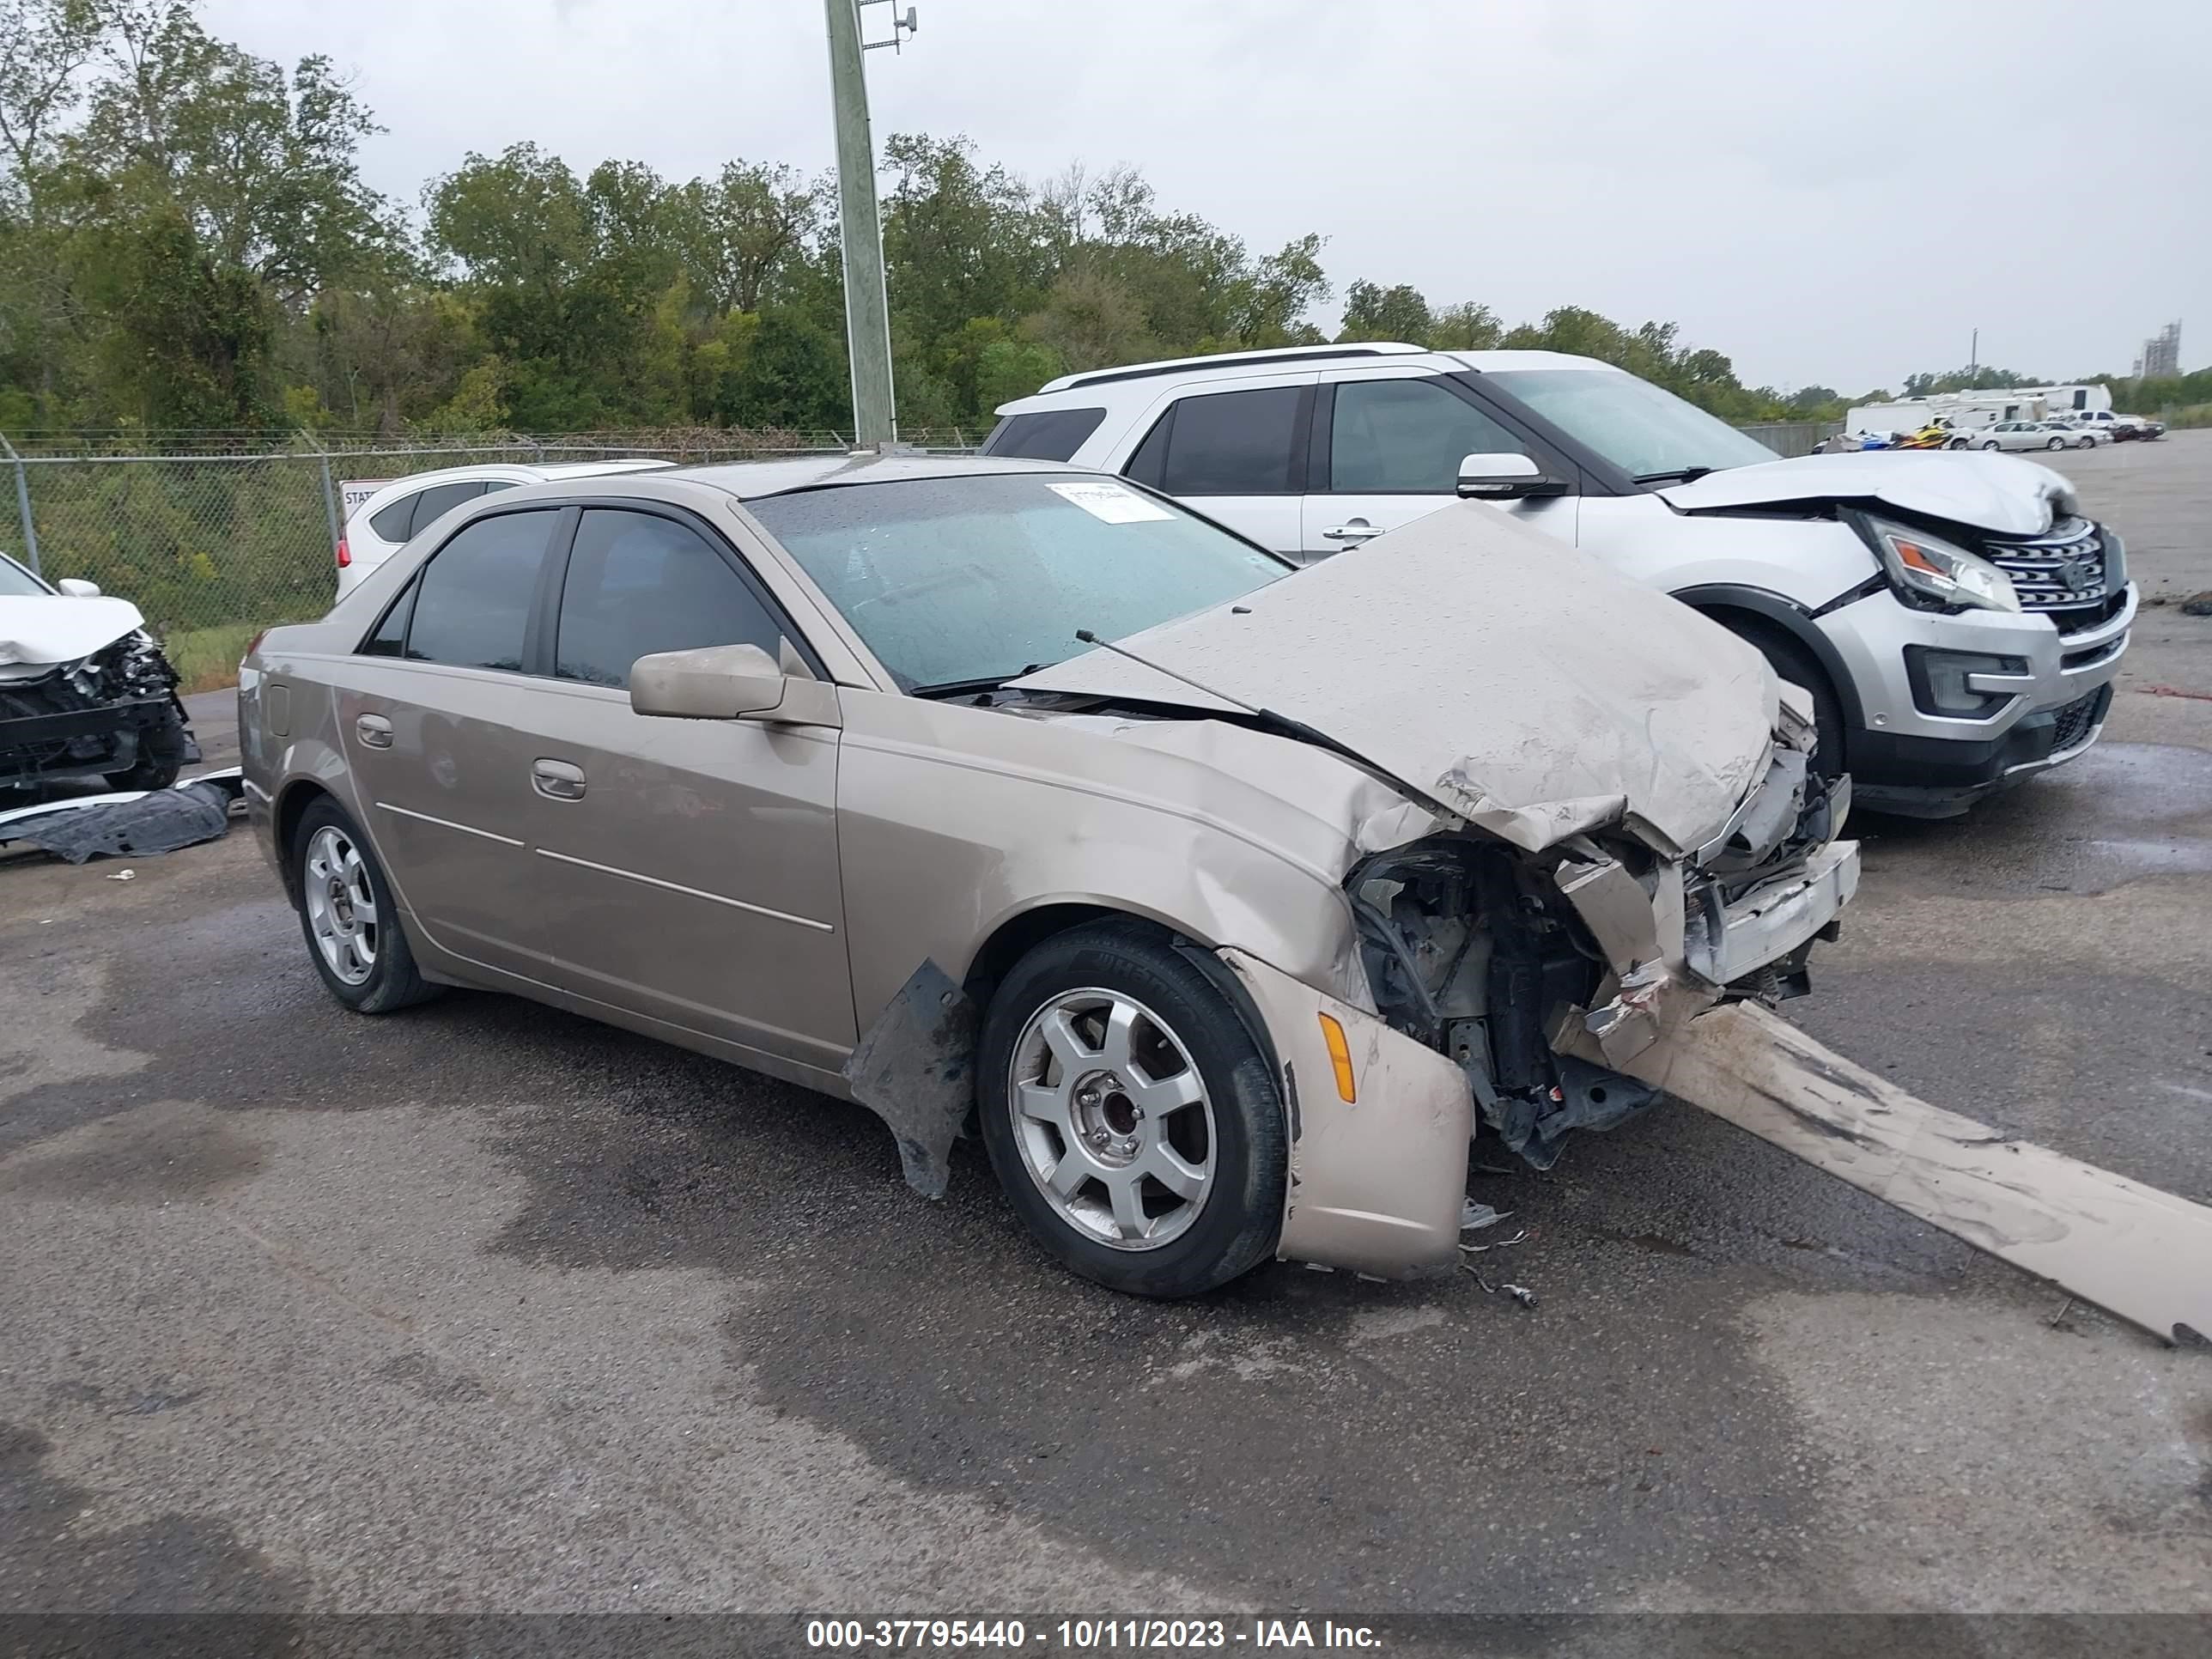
top-left (0, 769), bottom-right (243, 865)
top-left (1461, 1200), bottom-right (1512, 1232)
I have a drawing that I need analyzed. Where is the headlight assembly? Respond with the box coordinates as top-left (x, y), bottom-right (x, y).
top-left (1857, 514), bottom-right (2021, 614)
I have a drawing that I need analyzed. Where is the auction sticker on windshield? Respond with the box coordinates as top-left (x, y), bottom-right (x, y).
top-left (1048, 480), bottom-right (1176, 523)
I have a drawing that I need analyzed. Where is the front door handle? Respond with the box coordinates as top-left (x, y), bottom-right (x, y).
top-left (355, 714), bottom-right (393, 749)
top-left (1322, 519), bottom-right (1380, 544)
top-left (532, 757), bottom-right (586, 800)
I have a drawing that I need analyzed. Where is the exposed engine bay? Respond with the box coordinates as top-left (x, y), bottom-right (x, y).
top-left (1351, 757), bottom-right (1850, 1170)
top-left (0, 631), bottom-right (198, 791)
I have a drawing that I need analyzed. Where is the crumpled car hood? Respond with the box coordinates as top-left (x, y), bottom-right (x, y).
top-left (0, 594), bottom-right (145, 670)
top-left (1658, 451), bottom-right (2075, 538)
top-left (1010, 500), bottom-right (1778, 856)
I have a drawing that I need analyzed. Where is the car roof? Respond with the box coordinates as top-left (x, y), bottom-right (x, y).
top-left (997, 346), bottom-right (1619, 416)
top-left (672, 452), bottom-right (1088, 501)
top-left (357, 459), bottom-right (674, 498)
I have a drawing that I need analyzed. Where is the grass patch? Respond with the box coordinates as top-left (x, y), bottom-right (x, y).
top-left (164, 621), bottom-right (276, 694)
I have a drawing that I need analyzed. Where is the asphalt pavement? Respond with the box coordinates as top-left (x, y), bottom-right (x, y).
top-left (3, 436), bottom-right (2209, 1620)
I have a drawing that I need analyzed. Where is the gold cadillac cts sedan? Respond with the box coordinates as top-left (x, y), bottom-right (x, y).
top-left (240, 456), bottom-right (1857, 1296)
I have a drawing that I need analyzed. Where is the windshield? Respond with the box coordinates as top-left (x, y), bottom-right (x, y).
top-left (748, 472), bottom-right (1287, 692)
top-left (0, 552), bottom-right (52, 597)
top-left (1483, 368), bottom-right (1780, 482)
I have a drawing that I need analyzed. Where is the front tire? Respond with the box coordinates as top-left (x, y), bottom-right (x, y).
top-left (1981, 440), bottom-right (2000, 451)
top-left (290, 799), bottom-right (439, 1013)
top-left (104, 704), bottom-right (189, 792)
top-left (2046, 436), bottom-right (2065, 450)
top-left (976, 921), bottom-right (1286, 1297)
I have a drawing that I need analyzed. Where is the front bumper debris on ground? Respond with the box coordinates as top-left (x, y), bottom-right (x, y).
top-left (0, 769), bottom-right (244, 863)
top-left (1627, 1000), bottom-right (2212, 1346)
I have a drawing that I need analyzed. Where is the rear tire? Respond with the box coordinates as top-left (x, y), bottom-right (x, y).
top-left (290, 798), bottom-right (439, 1014)
top-left (2046, 437), bottom-right (2064, 450)
top-left (1714, 616), bottom-right (1847, 781)
top-left (976, 921), bottom-right (1285, 1297)
top-left (104, 704), bottom-right (189, 792)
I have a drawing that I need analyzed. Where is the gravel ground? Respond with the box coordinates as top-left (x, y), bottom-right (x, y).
top-left (3, 436), bottom-right (2208, 1626)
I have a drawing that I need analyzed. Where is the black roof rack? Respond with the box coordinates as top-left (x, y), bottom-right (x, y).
top-left (1057, 344), bottom-right (1422, 391)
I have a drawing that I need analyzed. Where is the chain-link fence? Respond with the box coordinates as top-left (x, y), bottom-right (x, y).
top-left (0, 430), bottom-right (985, 691)
top-left (1, 416), bottom-right (1843, 693)
top-left (1735, 420), bottom-right (1845, 458)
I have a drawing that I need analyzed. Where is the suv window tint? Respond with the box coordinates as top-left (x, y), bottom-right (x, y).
top-left (554, 508), bottom-right (786, 690)
top-left (368, 496), bottom-right (415, 541)
top-left (1330, 379), bottom-right (1528, 492)
top-left (361, 576), bottom-right (417, 657)
top-left (1158, 387), bottom-right (1304, 495)
top-left (982, 407), bottom-right (1108, 461)
top-left (404, 510), bottom-right (556, 672)
top-left (410, 479), bottom-right (492, 532)
top-left (1124, 409), bottom-right (1172, 487)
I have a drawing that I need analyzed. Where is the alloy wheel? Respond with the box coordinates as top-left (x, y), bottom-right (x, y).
top-left (303, 823), bottom-right (379, 985)
top-left (1006, 988), bottom-right (1217, 1250)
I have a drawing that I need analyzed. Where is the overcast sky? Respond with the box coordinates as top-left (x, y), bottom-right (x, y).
top-left (203, 0), bottom-right (2209, 394)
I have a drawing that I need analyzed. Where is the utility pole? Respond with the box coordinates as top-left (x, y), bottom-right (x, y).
top-left (1968, 327), bottom-right (1978, 381)
top-left (823, 0), bottom-right (910, 450)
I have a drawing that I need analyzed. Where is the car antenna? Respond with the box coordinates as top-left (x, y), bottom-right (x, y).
top-left (1070, 629), bottom-right (1431, 805)
top-left (1073, 629), bottom-right (1261, 714)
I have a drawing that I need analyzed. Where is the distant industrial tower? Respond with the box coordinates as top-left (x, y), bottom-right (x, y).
top-left (2138, 320), bottom-right (2182, 380)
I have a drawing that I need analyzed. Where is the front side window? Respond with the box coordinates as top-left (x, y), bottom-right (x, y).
top-left (1329, 379), bottom-right (1527, 493)
top-left (554, 509), bottom-right (786, 689)
top-left (404, 510), bottom-right (558, 672)
top-left (1481, 368), bottom-right (1778, 483)
top-left (1156, 386), bottom-right (1304, 495)
top-left (750, 472), bottom-right (1285, 693)
top-left (983, 408), bottom-right (1108, 462)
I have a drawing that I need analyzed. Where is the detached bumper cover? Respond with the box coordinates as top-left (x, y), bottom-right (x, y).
top-left (1687, 838), bottom-right (1860, 987)
top-left (1220, 947), bottom-right (1472, 1279)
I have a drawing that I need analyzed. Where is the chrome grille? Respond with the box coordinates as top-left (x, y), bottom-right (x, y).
top-left (1984, 520), bottom-right (2108, 615)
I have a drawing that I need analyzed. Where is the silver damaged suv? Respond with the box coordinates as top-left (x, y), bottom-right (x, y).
top-left (988, 344), bottom-right (2137, 817)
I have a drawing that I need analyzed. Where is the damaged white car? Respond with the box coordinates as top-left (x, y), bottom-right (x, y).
top-left (1, 552), bottom-right (198, 797)
top-left (240, 459), bottom-right (1856, 1296)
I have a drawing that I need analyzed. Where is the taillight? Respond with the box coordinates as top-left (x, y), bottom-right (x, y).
top-left (245, 628), bottom-right (270, 660)
top-left (335, 538), bottom-right (351, 568)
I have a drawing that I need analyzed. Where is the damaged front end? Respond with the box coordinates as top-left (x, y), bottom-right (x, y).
top-left (0, 631), bottom-right (197, 791)
top-left (1352, 733), bottom-right (1856, 1170)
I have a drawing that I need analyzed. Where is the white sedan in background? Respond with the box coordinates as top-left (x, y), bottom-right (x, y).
top-left (1970, 421), bottom-right (2073, 453)
top-left (2043, 418), bottom-right (2112, 448)
top-left (335, 459), bottom-right (676, 597)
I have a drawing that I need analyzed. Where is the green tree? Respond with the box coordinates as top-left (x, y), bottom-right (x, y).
top-left (1337, 279), bottom-right (1431, 343)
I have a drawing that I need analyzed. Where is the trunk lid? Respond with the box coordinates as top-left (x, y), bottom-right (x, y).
top-left (1010, 501), bottom-right (1777, 856)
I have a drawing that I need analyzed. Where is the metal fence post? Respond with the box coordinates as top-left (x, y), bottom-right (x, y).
top-left (0, 434), bottom-right (38, 575)
top-left (301, 432), bottom-right (342, 554)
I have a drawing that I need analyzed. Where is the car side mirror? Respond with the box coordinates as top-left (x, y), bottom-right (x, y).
top-left (630, 643), bottom-right (789, 720)
top-left (1455, 453), bottom-right (1563, 500)
top-left (57, 577), bottom-right (101, 597)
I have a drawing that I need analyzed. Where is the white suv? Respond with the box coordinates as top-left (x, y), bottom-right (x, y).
top-left (336, 460), bottom-right (676, 598)
top-left (988, 343), bottom-right (2136, 817)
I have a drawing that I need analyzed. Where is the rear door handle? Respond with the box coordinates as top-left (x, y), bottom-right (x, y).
top-left (1322, 520), bottom-right (1380, 544)
top-left (355, 714), bottom-right (393, 749)
top-left (532, 757), bottom-right (586, 800)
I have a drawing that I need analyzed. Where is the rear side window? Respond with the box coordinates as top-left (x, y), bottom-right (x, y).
top-left (982, 407), bottom-right (1107, 461)
top-left (368, 479), bottom-right (492, 543)
top-left (1329, 379), bottom-right (1528, 493)
top-left (368, 496), bottom-right (415, 540)
top-left (360, 577), bottom-right (417, 657)
top-left (404, 510), bottom-right (557, 672)
top-left (1155, 387), bottom-right (1304, 495)
top-left (553, 508), bottom-right (787, 689)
